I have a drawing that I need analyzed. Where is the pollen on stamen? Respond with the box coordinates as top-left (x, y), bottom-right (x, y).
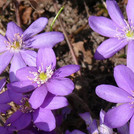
top-left (28, 65), bottom-right (53, 87)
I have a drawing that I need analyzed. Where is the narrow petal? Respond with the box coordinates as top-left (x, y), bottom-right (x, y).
top-left (114, 65), bottom-right (134, 95)
top-left (41, 93), bottom-right (68, 110)
top-left (94, 38), bottom-right (128, 60)
top-left (6, 22), bottom-right (23, 42)
top-left (6, 110), bottom-right (22, 124)
top-left (127, 41), bottom-right (134, 72)
top-left (106, 0), bottom-right (126, 27)
top-left (46, 78), bottom-right (74, 96)
top-left (37, 48), bottom-right (56, 71)
top-left (23, 17), bottom-right (48, 40)
top-left (130, 115), bottom-right (134, 134)
top-left (11, 113), bottom-right (32, 131)
top-left (29, 85), bottom-right (47, 109)
top-left (89, 16), bottom-right (117, 37)
top-left (9, 53), bottom-right (26, 82)
top-left (79, 112), bottom-right (92, 126)
top-left (7, 87), bottom-right (23, 105)
top-left (0, 104), bottom-right (11, 113)
top-left (100, 109), bottom-right (105, 124)
top-left (0, 90), bottom-right (11, 103)
top-left (117, 123), bottom-right (129, 134)
top-left (0, 78), bottom-right (6, 91)
top-left (104, 103), bottom-right (134, 128)
top-left (0, 51), bottom-right (13, 74)
top-left (28, 32), bottom-right (64, 48)
top-left (20, 50), bottom-right (37, 66)
top-left (89, 120), bottom-right (99, 134)
top-left (7, 81), bottom-right (37, 93)
top-left (53, 65), bottom-right (80, 78)
top-left (0, 127), bottom-right (8, 134)
top-left (96, 84), bottom-right (132, 103)
top-left (126, 0), bottom-right (134, 24)
top-left (33, 108), bottom-right (56, 131)
top-left (65, 130), bottom-right (86, 134)
top-left (16, 66), bottom-right (37, 81)
top-left (0, 35), bottom-right (7, 53)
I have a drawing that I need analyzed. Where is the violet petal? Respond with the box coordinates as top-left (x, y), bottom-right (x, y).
top-left (126, 0), bottom-right (134, 24)
top-left (29, 85), bottom-right (47, 109)
top-left (6, 22), bottom-right (23, 42)
top-left (29, 32), bottom-right (64, 48)
top-left (94, 38), bottom-right (127, 60)
top-left (20, 50), bottom-right (37, 66)
top-left (53, 65), bottom-right (80, 78)
top-left (114, 65), bottom-right (134, 95)
top-left (104, 103), bottom-right (134, 128)
top-left (16, 66), bottom-right (37, 81)
top-left (37, 48), bottom-right (56, 71)
top-left (106, 0), bottom-right (126, 27)
top-left (127, 41), bottom-right (134, 72)
top-left (23, 17), bottom-right (48, 40)
top-left (9, 53), bottom-right (26, 82)
top-left (89, 16), bottom-right (117, 37)
top-left (41, 93), bottom-right (68, 110)
top-left (0, 51), bottom-right (13, 74)
top-left (33, 108), bottom-right (56, 131)
top-left (96, 84), bottom-right (132, 103)
top-left (7, 81), bottom-right (37, 93)
top-left (46, 78), bottom-right (74, 96)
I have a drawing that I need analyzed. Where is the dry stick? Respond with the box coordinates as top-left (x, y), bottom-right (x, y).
top-left (52, 0), bottom-right (81, 76)
top-left (13, 0), bottom-right (21, 27)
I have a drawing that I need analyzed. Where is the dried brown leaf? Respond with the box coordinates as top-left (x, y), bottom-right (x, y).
top-left (22, 7), bottom-right (32, 24)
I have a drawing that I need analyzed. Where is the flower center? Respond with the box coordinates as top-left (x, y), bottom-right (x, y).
top-left (39, 72), bottom-right (47, 81)
top-left (126, 30), bottom-right (134, 38)
top-left (5, 33), bottom-right (23, 52)
top-left (28, 65), bottom-right (53, 86)
top-left (115, 20), bottom-right (134, 41)
top-left (19, 97), bottom-right (33, 113)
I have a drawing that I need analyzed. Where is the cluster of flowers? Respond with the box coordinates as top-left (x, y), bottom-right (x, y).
top-left (87, 0), bottom-right (134, 134)
top-left (0, 17), bottom-right (80, 133)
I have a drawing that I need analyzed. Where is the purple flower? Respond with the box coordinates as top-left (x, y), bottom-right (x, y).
top-left (8, 48), bottom-right (80, 109)
top-left (117, 123), bottom-right (129, 134)
top-left (0, 78), bottom-right (11, 113)
top-left (5, 89), bottom-right (68, 132)
top-left (0, 17), bottom-right (64, 82)
top-left (79, 112), bottom-right (99, 134)
top-left (96, 65), bottom-right (134, 134)
top-left (99, 110), bottom-right (113, 134)
top-left (65, 130), bottom-right (86, 134)
top-left (89, 0), bottom-right (134, 59)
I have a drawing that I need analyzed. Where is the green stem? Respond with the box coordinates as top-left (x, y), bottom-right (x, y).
top-left (50, 6), bottom-right (64, 31)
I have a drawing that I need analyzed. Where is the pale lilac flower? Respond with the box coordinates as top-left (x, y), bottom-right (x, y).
top-left (99, 110), bottom-right (113, 134)
top-left (0, 17), bottom-right (64, 82)
top-left (79, 112), bottom-right (99, 134)
top-left (8, 48), bottom-right (80, 109)
top-left (96, 65), bottom-right (134, 134)
top-left (89, 0), bottom-right (134, 59)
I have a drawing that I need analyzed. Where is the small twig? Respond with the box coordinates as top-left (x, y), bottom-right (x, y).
top-left (52, 0), bottom-right (81, 75)
top-left (13, 0), bottom-right (21, 27)
top-left (83, 0), bottom-right (90, 17)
